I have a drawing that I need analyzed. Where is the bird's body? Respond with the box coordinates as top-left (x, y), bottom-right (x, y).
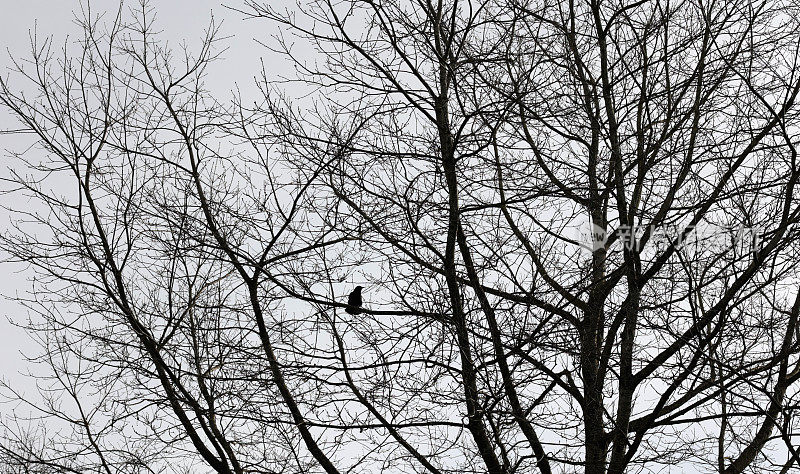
top-left (345, 286), bottom-right (363, 315)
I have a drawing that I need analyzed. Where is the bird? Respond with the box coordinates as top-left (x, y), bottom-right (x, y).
top-left (345, 286), bottom-right (363, 315)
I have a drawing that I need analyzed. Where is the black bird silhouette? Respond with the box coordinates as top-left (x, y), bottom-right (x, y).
top-left (345, 286), bottom-right (363, 315)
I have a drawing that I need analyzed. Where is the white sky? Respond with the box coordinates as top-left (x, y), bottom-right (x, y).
top-left (0, 3), bottom-right (792, 473)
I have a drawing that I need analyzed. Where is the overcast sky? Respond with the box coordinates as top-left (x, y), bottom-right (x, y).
top-left (0, 0), bottom-right (267, 392)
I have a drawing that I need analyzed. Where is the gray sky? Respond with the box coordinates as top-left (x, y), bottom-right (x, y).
top-left (0, 0), bottom-right (266, 393)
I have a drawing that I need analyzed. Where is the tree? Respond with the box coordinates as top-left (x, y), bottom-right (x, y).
top-left (3, 0), bottom-right (800, 472)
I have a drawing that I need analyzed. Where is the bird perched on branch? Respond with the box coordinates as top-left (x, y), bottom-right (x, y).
top-left (345, 286), bottom-right (363, 315)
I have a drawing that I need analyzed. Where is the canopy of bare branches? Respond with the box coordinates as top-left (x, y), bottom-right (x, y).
top-left (2, 0), bottom-right (800, 473)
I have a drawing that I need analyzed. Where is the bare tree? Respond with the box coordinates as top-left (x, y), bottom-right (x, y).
top-left (3, 0), bottom-right (800, 473)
